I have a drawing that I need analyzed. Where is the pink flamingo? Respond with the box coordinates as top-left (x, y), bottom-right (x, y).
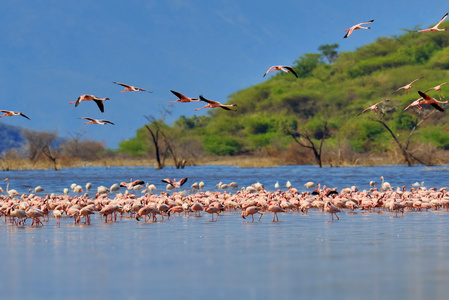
top-left (418, 12), bottom-right (448, 33)
top-left (324, 202), bottom-right (341, 221)
top-left (267, 205), bottom-right (284, 222)
top-left (204, 205), bottom-right (220, 221)
top-left (425, 82), bottom-right (449, 100)
top-left (112, 81), bottom-right (152, 93)
top-left (195, 95), bottom-right (237, 111)
top-left (161, 178), bottom-right (188, 189)
top-left (402, 97), bottom-right (424, 112)
top-left (78, 117), bottom-right (115, 125)
top-left (263, 65), bottom-right (298, 78)
top-left (357, 101), bottom-right (384, 116)
top-left (69, 95), bottom-right (110, 113)
top-left (393, 77), bottom-right (423, 95)
top-left (241, 206), bottom-right (263, 222)
top-left (169, 90), bottom-right (199, 103)
top-left (0, 110), bottom-right (30, 120)
top-left (416, 90), bottom-right (449, 112)
top-left (344, 19), bottom-right (374, 38)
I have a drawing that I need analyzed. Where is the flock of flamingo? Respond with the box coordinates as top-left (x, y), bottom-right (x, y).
top-left (1, 12), bottom-right (449, 227)
top-left (0, 175), bottom-right (448, 227)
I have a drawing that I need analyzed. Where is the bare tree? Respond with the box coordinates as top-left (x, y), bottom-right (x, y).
top-left (283, 121), bottom-right (328, 168)
top-left (22, 129), bottom-right (60, 170)
top-left (376, 110), bottom-right (436, 166)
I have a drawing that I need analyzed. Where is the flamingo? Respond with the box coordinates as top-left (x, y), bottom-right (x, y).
top-left (204, 205), bottom-right (220, 221)
top-left (267, 205), bottom-right (284, 222)
top-left (112, 81), bottom-right (152, 93)
top-left (416, 90), bottom-right (449, 112)
top-left (393, 77), bottom-right (423, 95)
top-left (425, 82), bottom-right (449, 100)
top-left (263, 65), bottom-right (298, 78)
top-left (357, 101), bottom-right (384, 116)
top-left (380, 176), bottom-right (392, 191)
top-left (4, 178), bottom-right (20, 197)
top-left (0, 110), bottom-right (30, 120)
top-left (79, 117), bottom-right (115, 125)
top-left (169, 90), bottom-right (200, 103)
top-left (161, 178), bottom-right (188, 189)
top-left (69, 95), bottom-right (110, 113)
top-left (241, 206), bottom-right (263, 222)
top-left (343, 19), bottom-right (374, 38)
top-left (53, 209), bottom-right (62, 227)
top-left (418, 12), bottom-right (448, 33)
top-left (324, 202), bottom-right (341, 221)
top-left (194, 95), bottom-right (237, 111)
top-left (26, 207), bottom-right (45, 226)
top-left (402, 97), bottom-right (424, 112)
top-left (120, 179), bottom-right (145, 189)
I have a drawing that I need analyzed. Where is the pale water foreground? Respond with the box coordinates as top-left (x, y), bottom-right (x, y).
top-left (2, 165), bottom-right (449, 300)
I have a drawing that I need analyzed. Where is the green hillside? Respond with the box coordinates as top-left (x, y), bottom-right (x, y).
top-left (119, 25), bottom-right (449, 166)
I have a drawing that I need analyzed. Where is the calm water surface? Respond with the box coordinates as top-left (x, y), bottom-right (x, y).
top-left (2, 165), bottom-right (449, 300)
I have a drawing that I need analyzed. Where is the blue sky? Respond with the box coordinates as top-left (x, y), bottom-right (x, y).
top-left (1, 0), bottom-right (447, 149)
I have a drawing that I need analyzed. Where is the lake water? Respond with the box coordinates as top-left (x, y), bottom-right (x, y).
top-left (2, 164), bottom-right (449, 300)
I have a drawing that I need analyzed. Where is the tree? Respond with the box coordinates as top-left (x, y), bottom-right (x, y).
top-left (318, 44), bottom-right (339, 64)
top-left (22, 129), bottom-right (60, 170)
top-left (282, 121), bottom-right (328, 168)
top-left (292, 53), bottom-right (324, 78)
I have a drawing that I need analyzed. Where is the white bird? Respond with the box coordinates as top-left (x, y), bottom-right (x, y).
top-left (79, 117), bottom-right (115, 125)
top-left (304, 182), bottom-right (315, 189)
top-left (418, 12), bottom-right (448, 33)
top-left (112, 81), bottom-right (152, 93)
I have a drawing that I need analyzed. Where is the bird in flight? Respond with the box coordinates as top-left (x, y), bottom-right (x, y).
top-left (402, 97), bottom-right (424, 112)
top-left (425, 82), bottom-right (449, 100)
top-left (161, 178), bottom-right (188, 189)
top-left (344, 19), bottom-right (374, 38)
top-left (263, 65), bottom-right (298, 78)
top-left (357, 101), bottom-right (384, 116)
top-left (0, 110), bottom-right (30, 120)
top-left (112, 82), bottom-right (152, 93)
top-left (79, 117), bottom-right (115, 125)
top-left (195, 95), bottom-right (237, 111)
top-left (69, 95), bottom-right (110, 113)
top-left (392, 77), bottom-right (423, 95)
top-left (416, 91), bottom-right (448, 112)
top-left (169, 90), bottom-right (200, 103)
top-left (418, 12), bottom-right (448, 33)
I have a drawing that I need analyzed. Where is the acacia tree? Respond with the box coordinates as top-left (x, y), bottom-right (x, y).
top-left (376, 109), bottom-right (436, 166)
top-left (318, 44), bottom-right (339, 64)
top-left (144, 105), bottom-right (187, 169)
top-left (282, 121), bottom-right (328, 168)
top-left (22, 129), bottom-right (60, 170)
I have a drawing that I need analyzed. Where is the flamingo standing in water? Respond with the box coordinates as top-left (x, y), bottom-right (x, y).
top-left (112, 81), bottom-right (152, 93)
top-left (263, 65), bottom-right (298, 78)
top-left (425, 82), bottom-right (449, 100)
top-left (241, 206), bottom-right (263, 222)
top-left (69, 95), bottom-right (110, 113)
top-left (418, 12), bottom-right (448, 33)
top-left (343, 19), bottom-right (374, 38)
top-left (169, 90), bottom-right (199, 103)
top-left (357, 101), bottom-right (384, 116)
top-left (78, 117), bottom-right (115, 125)
top-left (0, 110), bottom-right (30, 120)
top-left (324, 202), bottom-right (341, 221)
top-left (393, 77), bottom-right (423, 95)
top-left (195, 95), bottom-right (237, 111)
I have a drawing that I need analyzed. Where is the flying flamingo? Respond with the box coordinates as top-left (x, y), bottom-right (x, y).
top-left (263, 65), bottom-right (298, 78)
top-left (392, 77), bottom-right (423, 95)
top-left (418, 12), bottom-right (448, 33)
top-left (169, 90), bottom-right (199, 103)
top-left (112, 81), bottom-right (152, 93)
top-left (69, 95), bottom-right (110, 113)
top-left (343, 19), bottom-right (374, 38)
top-left (416, 90), bottom-right (449, 112)
top-left (78, 117), bottom-right (115, 125)
top-left (402, 97), bottom-right (424, 112)
top-left (425, 82), bottom-right (449, 100)
top-left (357, 101), bottom-right (384, 116)
top-left (161, 178), bottom-right (188, 189)
top-left (0, 110), bottom-right (30, 120)
top-left (195, 95), bottom-right (237, 111)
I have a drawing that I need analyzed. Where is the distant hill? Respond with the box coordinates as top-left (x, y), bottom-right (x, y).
top-left (0, 122), bottom-right (67, 154)
top-left (120, 24), bottom-right (449, 162)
